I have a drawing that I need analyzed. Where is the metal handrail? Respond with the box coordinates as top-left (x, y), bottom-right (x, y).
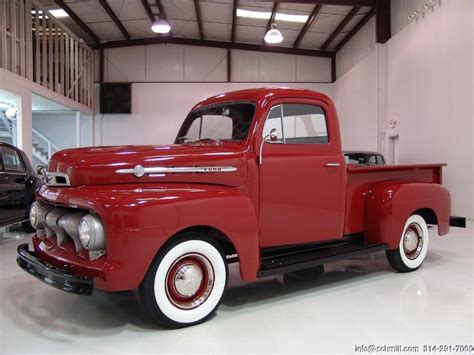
top-left (32, 128), bottom-right (62, 158)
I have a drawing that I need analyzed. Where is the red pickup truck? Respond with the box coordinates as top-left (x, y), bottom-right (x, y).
top-left (17, 88), bottom-right (465, 328)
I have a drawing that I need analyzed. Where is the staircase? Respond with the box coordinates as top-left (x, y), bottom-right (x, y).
top-left (31, 128), bottom-right (62, 165)
top-left (0, 112), bottom-right (62, 165)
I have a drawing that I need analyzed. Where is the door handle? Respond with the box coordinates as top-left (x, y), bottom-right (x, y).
top-left (324, 162), bottom-right (340, 167)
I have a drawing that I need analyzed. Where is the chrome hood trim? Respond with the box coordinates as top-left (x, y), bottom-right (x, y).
top-left (115, 165), bottom-right (238, 177)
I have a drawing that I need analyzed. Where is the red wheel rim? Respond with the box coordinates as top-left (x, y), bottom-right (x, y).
top-left (165, 253), bottom-right (214, 310)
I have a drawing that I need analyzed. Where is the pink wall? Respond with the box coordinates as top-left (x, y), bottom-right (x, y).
top-left (333, 0), bottom-right (473, 219)
top-left (385, 0), bottom-right (473, 218)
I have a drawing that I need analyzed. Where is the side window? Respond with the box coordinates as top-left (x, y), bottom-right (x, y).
top-left (2, 147), bottom-right (25, 171)
top-left (282, 104), bottom-right (328, 145)
top-left (262, 105), bottom-right (284, 142)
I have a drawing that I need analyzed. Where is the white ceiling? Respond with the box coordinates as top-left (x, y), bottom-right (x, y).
top-left (37, 0), bottom-right (372, 51)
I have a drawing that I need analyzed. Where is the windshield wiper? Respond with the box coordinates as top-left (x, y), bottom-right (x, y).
top-left (195, 137), bottom-right (222, 144)
top-left (176, 136), bottom-right (192, 143)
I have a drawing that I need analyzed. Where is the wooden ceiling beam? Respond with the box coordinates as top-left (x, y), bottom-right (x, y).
top-left (98, 0), bottom-right (130, 40)
top-left (335, 8), bottom-right (374, 51)
top-left (376, 0), bottom-right (391, 43)
top-left (293, 4), bottom-right (322, 48)
top-left (257, 0), bottom-right (375, 6)
top-left (141, 0), bottom-right (155, 23)
top-left (265, 2), bottom-right (279, 34)
top-left (194, 0), bottom-right (204, 40)
top-left (231, 0), bottom-right (238, 43)
top-left (321, 6), bottom-right (360, 51)
top-left (93, 36), bottom-right (335, 58)
top-left (54, 0), bottom-right (100, 43)
top-left (155, 0), bottom-right (168, 20)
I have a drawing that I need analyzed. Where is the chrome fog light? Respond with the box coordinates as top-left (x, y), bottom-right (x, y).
top-left (78, 214), bottom-right (105, 251)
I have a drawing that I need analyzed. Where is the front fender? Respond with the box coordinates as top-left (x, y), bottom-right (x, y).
top-left (364, 182), bottom-right (451, 249)
top-left (39, 183), bottom-right (259, 289)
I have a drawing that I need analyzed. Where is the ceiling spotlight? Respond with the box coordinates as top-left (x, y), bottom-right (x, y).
top-left (264, 24), bottom-right (283, 44)
top-left (151, 18), bottom-right (171, 34)
top-left (5, 107), bottom-right (17, 120)
top-left (49, 9), bottom-right (69, 18)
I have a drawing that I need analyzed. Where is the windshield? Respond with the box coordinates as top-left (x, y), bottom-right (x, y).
top-left (176, 103), bottom-right (255, 143)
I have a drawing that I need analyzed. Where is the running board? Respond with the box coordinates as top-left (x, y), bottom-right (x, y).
top-left (257, 241), bottom-right (388, 278)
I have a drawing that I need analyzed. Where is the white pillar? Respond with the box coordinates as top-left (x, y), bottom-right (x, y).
top-left (15, 90), bottom-right (32, 161)
top-left (376, 43), bottom-right (388, 160)
top-left (75, 111), bottom-right (81, 147)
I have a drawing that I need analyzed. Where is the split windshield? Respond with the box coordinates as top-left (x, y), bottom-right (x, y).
top-left (176, 103), bottom-right (255, 143)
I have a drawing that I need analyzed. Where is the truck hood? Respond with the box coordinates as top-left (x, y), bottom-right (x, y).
top-left (47, 143), bottom-right (248, 187)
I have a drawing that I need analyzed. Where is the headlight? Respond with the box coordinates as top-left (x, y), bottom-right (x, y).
top-left (29, 201), bottom-right (54, 230)
top-left (78, 214), bottom-right (105, 251)
top-left (29, 202), bottom-right (38, 229)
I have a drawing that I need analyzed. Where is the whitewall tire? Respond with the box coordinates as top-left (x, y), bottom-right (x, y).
top-left (386, 214), bottom-right (429, 272)
top-left (140, 234), bottom-right (228, 328)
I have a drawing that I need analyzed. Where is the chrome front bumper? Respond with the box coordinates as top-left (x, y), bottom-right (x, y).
top-left (16, 243), bottom-right (93, 295)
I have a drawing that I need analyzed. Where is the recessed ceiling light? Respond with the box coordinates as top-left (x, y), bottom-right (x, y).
top-left (275, 13), bottom-right (308, 23)
top-left (236, 8), bottom-right (308, 23)
top-left (49, 9), bottom-right (69, 18)
top-left (237, 8), bottom-right (270, 20)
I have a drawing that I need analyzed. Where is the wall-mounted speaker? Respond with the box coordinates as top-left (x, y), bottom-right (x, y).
top-left (100, 83), bottom-right (131, 114)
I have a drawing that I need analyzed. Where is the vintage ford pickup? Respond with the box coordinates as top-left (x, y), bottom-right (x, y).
top-left (17, 88), bottom-right (466, 328)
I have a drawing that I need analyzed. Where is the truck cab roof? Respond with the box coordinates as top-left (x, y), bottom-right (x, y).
top-left (193, 87), bottom-right (332, 110)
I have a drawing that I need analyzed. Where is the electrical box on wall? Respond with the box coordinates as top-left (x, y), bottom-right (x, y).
top-left (100, 83), bottom-right (132, 114)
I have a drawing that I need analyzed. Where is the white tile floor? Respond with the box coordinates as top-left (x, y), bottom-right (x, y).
top-left (0, 224), bottom-right (472, 354)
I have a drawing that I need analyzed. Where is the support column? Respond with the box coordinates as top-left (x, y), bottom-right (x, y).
top-left (376, 43), bottom-right (388, 160)
top-left (16, 91), bottom-right (32, 161)
top-left (75, 111), bottom-right (81, 147)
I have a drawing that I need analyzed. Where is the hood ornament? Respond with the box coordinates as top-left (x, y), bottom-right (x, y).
top-left (133, 165), bottom-right (145, 178)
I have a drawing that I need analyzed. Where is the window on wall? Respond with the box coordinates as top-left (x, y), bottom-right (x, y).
top-left (1, 147), bottom-right (25, 171)
top-left (262, 104), bottom-right (328, 144)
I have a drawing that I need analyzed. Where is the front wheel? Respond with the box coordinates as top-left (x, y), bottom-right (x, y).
top-left (386, 214), bottom-right (430, 272)
top-left (140, 235), bottom-right (228, 328)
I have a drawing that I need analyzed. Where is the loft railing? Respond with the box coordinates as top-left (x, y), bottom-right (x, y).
top-left (0, 0), bottom-right (93, 108)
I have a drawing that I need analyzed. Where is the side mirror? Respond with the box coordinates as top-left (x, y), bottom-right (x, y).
top-left (268, 128), bottom-right (278, 142)
top-left (36, 166), bottom-right (46, 176)
top-left (259, 128), bottom-right (280, 165)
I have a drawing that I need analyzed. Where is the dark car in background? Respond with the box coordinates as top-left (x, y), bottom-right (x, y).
top-left (344, 151), bottom-right (386, 166)
top-left (0, 143), bottom-right (43, 232)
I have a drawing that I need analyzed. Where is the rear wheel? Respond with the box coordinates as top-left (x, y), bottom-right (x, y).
top-left (386, 214), bottom-right (429, 272)
top-left (140, 234), bottom-right (228, 328)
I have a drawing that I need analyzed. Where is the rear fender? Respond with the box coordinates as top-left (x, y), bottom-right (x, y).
top-left (364, 182), bottom-right (451, 249)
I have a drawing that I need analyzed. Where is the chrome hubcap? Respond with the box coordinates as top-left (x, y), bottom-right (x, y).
top-left (403, 223), bottom-right (424, 260)
top-left (174, 264), bottom-right (203, 297)
top-left (165, 253), bottom-right (215, 310)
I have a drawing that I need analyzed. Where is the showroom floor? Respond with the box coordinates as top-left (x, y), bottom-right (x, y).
top-left (0, 224), bottom-right (472, 354)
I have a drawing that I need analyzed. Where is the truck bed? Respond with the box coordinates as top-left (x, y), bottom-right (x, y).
top-left (344, 164), bottom-right (446, 235)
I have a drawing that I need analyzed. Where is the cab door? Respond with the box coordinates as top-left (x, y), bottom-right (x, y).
top-left (258, 101), bottom-right (346, 248)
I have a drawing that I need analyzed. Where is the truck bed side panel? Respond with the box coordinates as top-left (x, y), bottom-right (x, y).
top-left (345, 164), bottom-right (444, 235)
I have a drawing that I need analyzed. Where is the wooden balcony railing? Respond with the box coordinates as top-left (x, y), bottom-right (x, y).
top-left (0, 0), bottom-right (93, 108)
